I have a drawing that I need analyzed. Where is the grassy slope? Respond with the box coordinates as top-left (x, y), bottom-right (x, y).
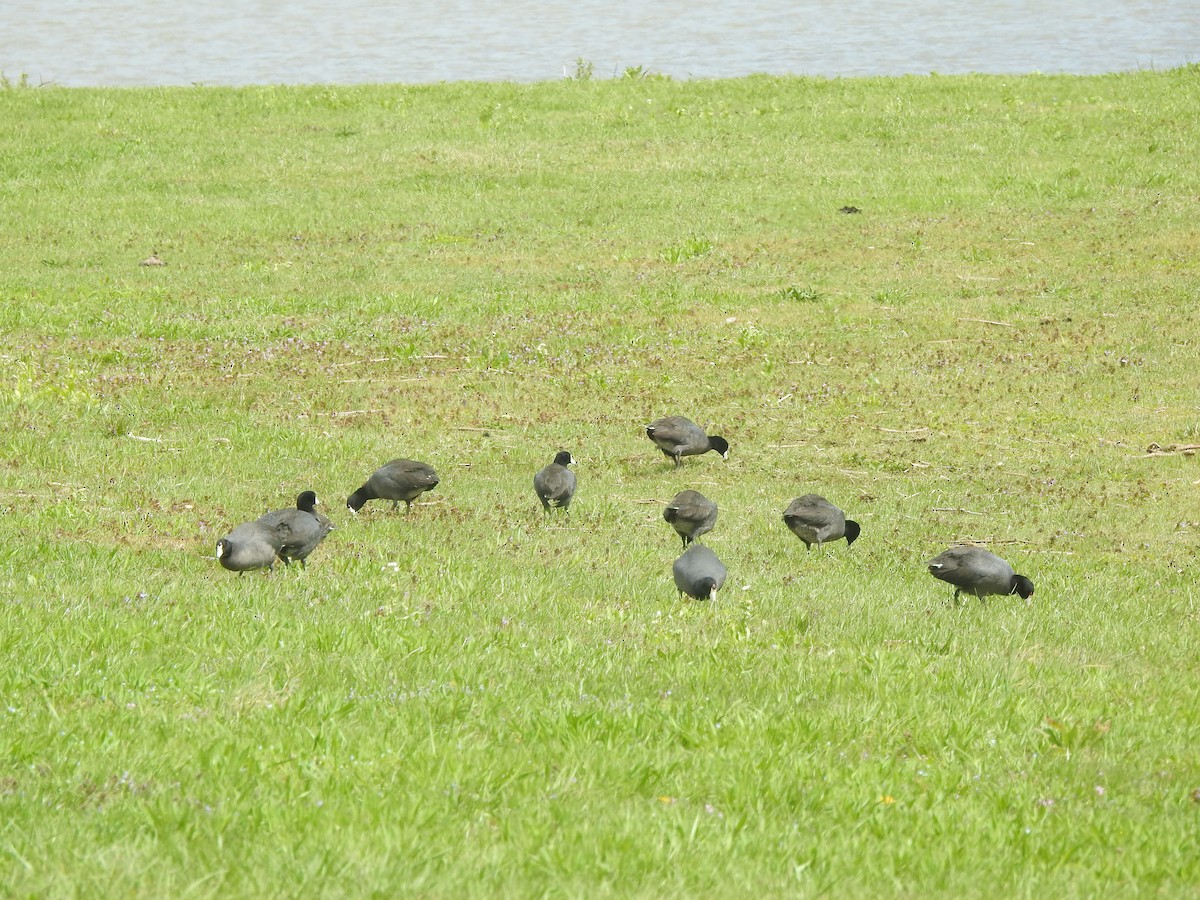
top-left (1, 70), bottom-right (1199, 895)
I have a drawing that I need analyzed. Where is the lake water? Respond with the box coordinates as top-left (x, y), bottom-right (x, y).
top-left (1, 0), bottom-right (1197, 87)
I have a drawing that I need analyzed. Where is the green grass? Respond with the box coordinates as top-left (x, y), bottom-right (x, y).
top-left (2, 68), bottom-right (1200, 896)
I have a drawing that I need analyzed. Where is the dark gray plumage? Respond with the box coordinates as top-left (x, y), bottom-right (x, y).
top-left (645, 416), bottom-right (730, 468)
top-left (215, 520), bottom-right (284, 575)
top-left (347, 459), bottom-right (439, 513)
top-left (672, 543), bottom-right (727, 601)
top-left (664, 489), bottom-right (718, 548)
top-left (926, 546), bottom-right (1035, 602)
top-left (782, 494), bottom-right (860, 550)
top-left (533, 451), bottom-right (576, 513)
top-left (257, 490), bottom-right (334, 568)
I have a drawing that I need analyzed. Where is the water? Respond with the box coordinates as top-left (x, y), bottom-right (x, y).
top-left (1, 0), bottom-right (1196, 87)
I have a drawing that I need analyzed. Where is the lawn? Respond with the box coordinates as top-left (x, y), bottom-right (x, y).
top-left (1, 67), bottom-right (1199, 895)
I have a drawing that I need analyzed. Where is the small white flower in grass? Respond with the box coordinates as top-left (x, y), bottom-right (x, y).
top-left (1095, 785), bottom-right (1106, 796)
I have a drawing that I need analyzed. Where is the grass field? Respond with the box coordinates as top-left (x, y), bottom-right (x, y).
top-left (2, 67), bottom-right (1199, 895)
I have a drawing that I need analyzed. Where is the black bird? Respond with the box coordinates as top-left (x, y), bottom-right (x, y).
top-left (663, 489), bottom-right (718, 548)
top-left (782, 494), bottom-right (860, 551)
top-left (926, 546), bottom-right (1035, 603)
top-left (533, 451), bottom-right (576, 513)
top-left (645, 416), bottom-right (729, 468)
top-left (347, 459), bottom-right (439, 514)
top-left (257, 490), bottom-right (334, 568)
top-left (216, 520), bottom-right (284, 575)
top-left (672, 544), bottom-right (728, 601)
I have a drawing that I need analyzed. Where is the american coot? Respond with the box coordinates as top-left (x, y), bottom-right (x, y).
top-left (216, 520), bottom-right (285, 575)
top-left (257, 490), bottom-right (334, 568)
top-left (926, 546), bottom-right (1035, 602)
top-left (347, 459), bottom-right (440, 514)
top-left (672, 543), bottom-right (728, 601)
top-left (663, 489), bottom-right (718, 548)
top-left (645, 416), bottom-right (729, 468)
top-left (783, 494), bottom-right (861, 550)
top-left (533, 451), bottom-right (576, 513)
